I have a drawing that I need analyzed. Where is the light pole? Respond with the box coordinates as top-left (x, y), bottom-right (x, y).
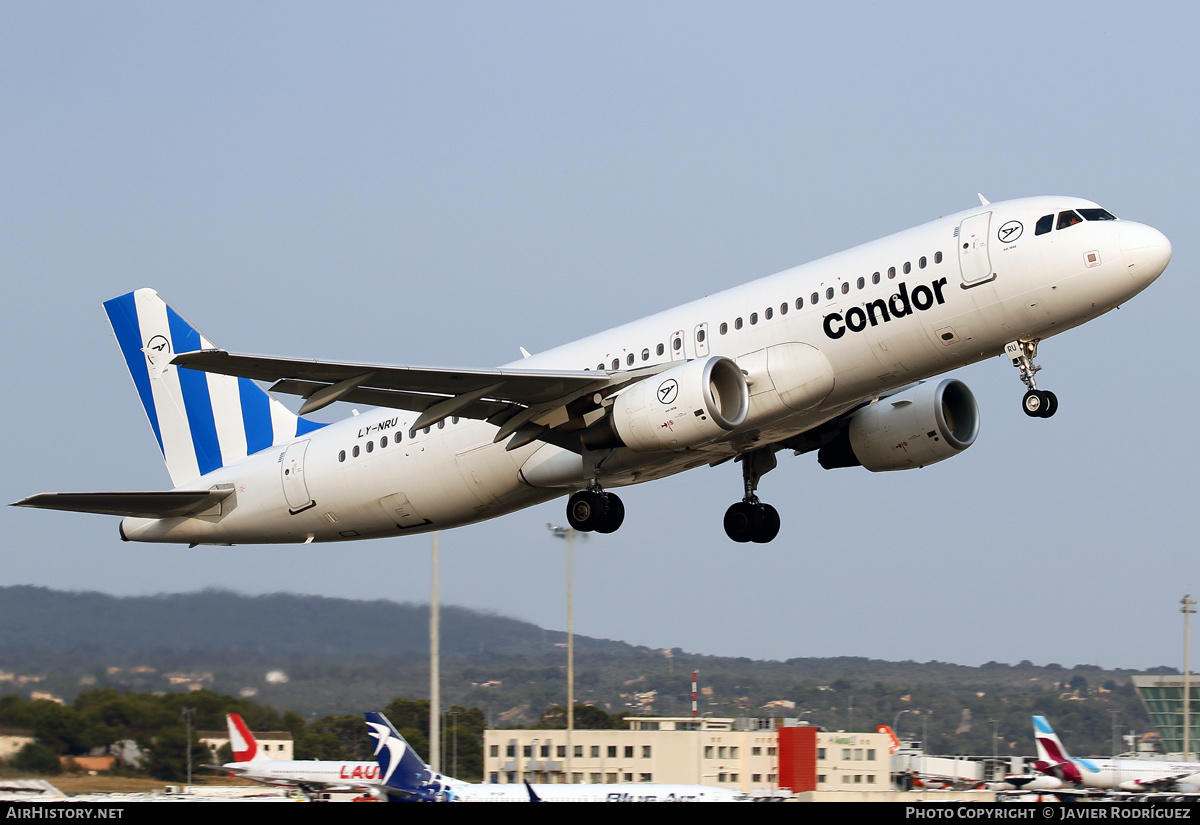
top-left (1184, 595), bottom-right (1195, 760)
top-left (448, 709), bottom-right (460, 778)
top-left (430, 531), bottom-right (440, 773)
top-left (181, 707), bottom-right (195, 788)
top-left (548, 523), bottom-right (577, 784)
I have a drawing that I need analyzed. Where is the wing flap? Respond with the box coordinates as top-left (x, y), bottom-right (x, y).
top-left (13, 490), bottom-right (234, 519)
top-left (173, 350), bottom-right (609, 406)
top-left (270, 379), bottom-right (518, 422)
top-left (174, 349), bottom-right (676, 451)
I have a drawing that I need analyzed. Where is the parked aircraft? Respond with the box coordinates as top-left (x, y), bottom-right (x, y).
top-left (1033, 715), bottom-right (1200, 792)
top-left (364, 711), bottom-right (745, 801)
top-left (208, 713), bottom-right (380, 796)
top-left (15, 196), bottom-right (1170, 544)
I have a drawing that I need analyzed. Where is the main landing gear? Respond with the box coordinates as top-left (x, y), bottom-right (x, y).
top-left (566, 486), bottom-right (625, 534)
top-left (1007, 339), bottom-right (1058, 419)
top-left (723, 448), bottom-right (780, 544)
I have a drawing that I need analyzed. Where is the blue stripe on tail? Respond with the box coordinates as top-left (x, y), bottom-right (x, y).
top-left (104, 292), bottom-right (165, 457)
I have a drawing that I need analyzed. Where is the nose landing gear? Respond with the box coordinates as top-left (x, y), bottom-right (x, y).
top-left (1007, 339), bottom-right (1058, 418)
top-left (723, 448), bottom-right (780, 543)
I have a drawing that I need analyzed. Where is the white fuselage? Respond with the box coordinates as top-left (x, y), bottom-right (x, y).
top-left (225, 758), bottom-right (381, 790)
top-left (412, 778), bottom-right (744, 802)
top-left (1071, 757), bottom-right (1200, 792)
top-left (120, 196), bottom-right (1170, 544)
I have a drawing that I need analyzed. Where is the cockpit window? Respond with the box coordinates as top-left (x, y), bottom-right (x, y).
top-left (1057, 210), bottom-right (1084, 230)
top-left (1079, 208), bottom-right (1118, 222)
top-left (1035, 214), bottom-right (1054, 236)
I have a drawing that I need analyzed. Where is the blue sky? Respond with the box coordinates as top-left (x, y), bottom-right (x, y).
top-left (2, 2), bottom-right (1196, 669)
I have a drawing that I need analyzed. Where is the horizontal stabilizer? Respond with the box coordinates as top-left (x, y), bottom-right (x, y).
top-left (12, 490), bottom-right (233, 519)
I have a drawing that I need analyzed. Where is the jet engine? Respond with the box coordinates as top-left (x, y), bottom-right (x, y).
top-left (817, 379), bottom-right (979, 472)
top-left (582, 356), bottom-right (750, 453)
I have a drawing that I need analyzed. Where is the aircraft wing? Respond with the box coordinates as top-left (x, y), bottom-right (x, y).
top-left (174, 349), bottom-right (671, 452)
top-left (13, 490), bottom-right (233, 519)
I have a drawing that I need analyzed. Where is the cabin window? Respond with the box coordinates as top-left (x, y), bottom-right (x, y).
top-left (437, 420), bottom-right (445, 429)
top-left (919, 256), bottom-right (927, 268)
top-left (656, 343), bottom-right (665, 356)
top-left (735, 317), bottom-right (743, 329)
top-left (673, 337), bottom-right (682, 351)
top-left (338, 450), bottom-right (346, 462)
top-left (366, 441), bottom-right (374, 453)
top-left (627, 353), bottom-right (635, 366)
top-left (779, 302), bottom-right (788, 315)
top-left (750, 312), bottom-right (758, 325)
top-left (451, 418), bottom-right (458, 425)
top-left (856, 276), bottom-right (865, 289)
top-left (642, 348), bottom-right (650, 360)
top-left (811, 292), bottom-right (819, 305)
top-left (903, 261), bottom-right (912, 274)
top-left (840, 282), bottom-right (849, 295)
top-left (934, 251), bottom-right (943, 263)
top-left (1057, 210), bottom-right (1083, 230)
top-left (888, 266), bottom-right (896, 279)
top-left (719, 323), bottom-right (727, 335)
top-left (597, 363), bottom-right (604, 370)
top-left (352, 445), bottom-right (360, 457)
top-left (764, 307), bottom-right (772, 320)
top-left (423, 426), bottom-right (431, 434)
top-left (795, 297), bottom-right (804, 310)
top-left (381, 436), bottom-right (388, 448)
top-left (697, 328), bottom-right (706, 342)
top-left (612, 358), bottom-right (620, 370)
top-left (872, 271), bottom-right (881, 284)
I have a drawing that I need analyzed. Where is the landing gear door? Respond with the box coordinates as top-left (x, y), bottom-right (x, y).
top-left (281, 440), bottom-right (315, 514)
top-left (958, 212), bottom-right (994, 287)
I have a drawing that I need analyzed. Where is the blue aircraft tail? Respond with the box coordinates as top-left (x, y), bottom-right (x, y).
top-left (364, 712), bottom-right (456, 802)
top-left (103, 289), bottom-right (324, 486)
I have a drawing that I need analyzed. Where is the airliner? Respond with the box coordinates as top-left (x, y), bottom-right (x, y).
top-left (14, 195), bottom-right (1171, 544)
top-left (208, 713), bottom-right (380, 797)
top-left (1033, 715), bottom-right (1200, 793)
top-left (365, 711), bottom-right (745, 801)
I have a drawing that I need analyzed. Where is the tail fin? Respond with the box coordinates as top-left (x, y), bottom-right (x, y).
top-left (877, 724), bottom-right (901, 754)
top-left (365, 712), bottom-right (454, 802)
top-left (1033, 715), bottom-right (1070, 764)
top-left (104, 289), bottom-right (324, 486)
top-left (227, 713), bottom-right (261, 763)
top-left (1032, 715), bottom-right (1084, 784)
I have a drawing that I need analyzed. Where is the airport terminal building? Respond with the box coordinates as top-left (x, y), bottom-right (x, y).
top-left (483, 716), bottom-right (891, 794)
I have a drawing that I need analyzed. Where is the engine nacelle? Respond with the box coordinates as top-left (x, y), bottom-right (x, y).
top-left (605, 356), bottom-right (749, 452)
top-left (818, 378), bottom-right (979, 472)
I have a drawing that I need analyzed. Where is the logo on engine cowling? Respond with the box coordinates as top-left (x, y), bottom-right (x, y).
top-left (657, 379), bottom-right (679, 405)
top-left (822, 277), bottom-right (948, 340)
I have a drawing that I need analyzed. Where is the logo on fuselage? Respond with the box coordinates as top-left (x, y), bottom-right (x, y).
top-left (998, 220), bottom-right (1023, 243)
top-left (822, 277), bottom-right (949, 340)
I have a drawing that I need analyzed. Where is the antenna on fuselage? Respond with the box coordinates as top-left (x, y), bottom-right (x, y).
top-left (977, 193), bottom-right (990, 206)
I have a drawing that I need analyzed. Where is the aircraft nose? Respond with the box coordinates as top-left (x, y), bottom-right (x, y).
top-left (1120, 222), bottom-right (1172, 284)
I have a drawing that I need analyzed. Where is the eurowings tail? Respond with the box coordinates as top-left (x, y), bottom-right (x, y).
top-left (1032, 715), bottom-right (1082, 784)
top-left (103, 288), bottom-right (324, 486)
top-left (227, 713), bottom-right (264, 763)
top-left (364, 712), bottom-right (453, 802)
